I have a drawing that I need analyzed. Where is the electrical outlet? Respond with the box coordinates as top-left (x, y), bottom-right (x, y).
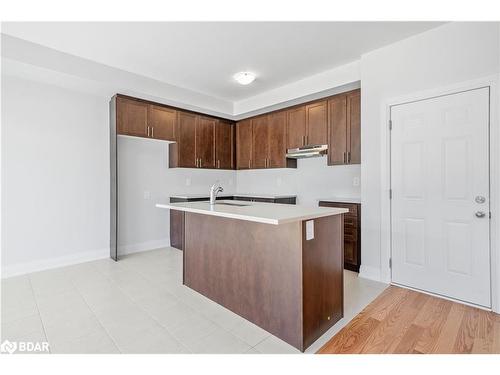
top-left (185, 178), bottom-right (191, 186)
top-left (277, 177), bottom-right (282, 186)
top-left (353, 177), bottom-right (360, 187)
top-left (143, 191), bottom-right (151, 200)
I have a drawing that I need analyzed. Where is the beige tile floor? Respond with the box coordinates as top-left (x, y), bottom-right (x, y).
top-left (1, 247), bottom-right (387, 354)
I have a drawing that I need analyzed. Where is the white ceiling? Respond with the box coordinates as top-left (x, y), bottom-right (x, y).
top-left (2, 22), bottom-right (442, 102)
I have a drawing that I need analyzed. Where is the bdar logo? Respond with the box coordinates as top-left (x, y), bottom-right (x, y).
top-left (1, 340), bottom-right (17, 354)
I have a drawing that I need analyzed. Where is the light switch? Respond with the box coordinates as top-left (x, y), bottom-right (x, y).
top-left (353, 177), bottom-right (360, 187)
top-left (143, 191), bottom-right (151, 200)
top-left (306, 220), bottom-right (314, 240)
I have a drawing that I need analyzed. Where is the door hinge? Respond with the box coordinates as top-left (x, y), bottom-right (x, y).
top-left (389, 258), bottom-right (392, 268)
top-left (389, 189), bottom-right (392, 199)
top-left (389, 120), bottom-right (393, 130)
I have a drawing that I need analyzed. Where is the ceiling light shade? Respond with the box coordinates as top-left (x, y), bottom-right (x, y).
top-left (233, 71), bottom-right (256, 85)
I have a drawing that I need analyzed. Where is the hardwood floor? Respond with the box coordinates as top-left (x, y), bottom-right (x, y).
top-left (318, 286), bottom-right (500, 354)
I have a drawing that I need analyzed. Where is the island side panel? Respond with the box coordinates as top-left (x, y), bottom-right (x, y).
top-left (302, 214), bottom-right (344, 350)
top-left (184, 212), bottom-right (303, 350)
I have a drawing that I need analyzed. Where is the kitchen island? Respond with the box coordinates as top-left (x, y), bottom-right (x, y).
top-left (156, 200), bottom-right (348, 351)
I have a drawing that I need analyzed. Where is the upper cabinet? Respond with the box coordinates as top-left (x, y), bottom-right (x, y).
top-left (113, 95), bottom-right (234, 170)
top-left (286, 100), bottom-right (328, 149)
top-left (286, 106), bottom-right (307, 149)
top-left (305, 100), bottom-right (328, 146)
top-left (236, 119), bottom-right (253, 170)
top-left (196, 116), bottom-right (216, 169)
top-left (215, 120), bottom-right (235, 170)
top-left (251, 116), bottom-right (269, 169)
top-left (173, 111), bottom-right (197, 168)
top-left (328, 89), bottom-right (360, 166)
top-left (116, 97), bottom-right (149, 138)
top-left (116, 96), bottom-right (176, 141)
top-left (237, 113), bottom-right (296, 170)
top-left (148, 105), bottom-right (176, 141)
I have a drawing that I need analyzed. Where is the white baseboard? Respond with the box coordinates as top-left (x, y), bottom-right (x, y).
top-left (118, 238), bottom-right (170, 256)
top-left (359, 264), bottom-right (382, 282)
top-left (2, 248), bottom-right (110, 279)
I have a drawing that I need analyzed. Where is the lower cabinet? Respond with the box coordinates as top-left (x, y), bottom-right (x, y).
top-left (319, 201), bottom-right (361, 272)
top-left (170, 196), bottom-right (296, 251)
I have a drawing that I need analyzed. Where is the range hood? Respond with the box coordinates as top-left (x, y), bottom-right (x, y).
top-left (286, 144), bottom-right (328, 159)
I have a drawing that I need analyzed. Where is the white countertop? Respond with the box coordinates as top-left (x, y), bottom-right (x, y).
top-left (156, 200), bottom-right (347, 225)
top-left (318, 196), bottom-right (361, 204)
top-left (170, 193), bottom-right (296, 200)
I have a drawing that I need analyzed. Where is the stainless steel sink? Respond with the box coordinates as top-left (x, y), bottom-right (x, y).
top-left (216, 202), bottom-right (250, 207)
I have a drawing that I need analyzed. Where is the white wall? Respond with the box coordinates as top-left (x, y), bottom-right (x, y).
top-left (117, 136), bottom-right (234, 254)
top-left (236, 157), bottom-right (360, 206)
top-left (1, 75), bottom-right (110, 276)
top-left (360, 22), bottom-right (500, 281)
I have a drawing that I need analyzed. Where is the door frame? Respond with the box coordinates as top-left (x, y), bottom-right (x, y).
top-left (379, 75), bottom-right (499, 312)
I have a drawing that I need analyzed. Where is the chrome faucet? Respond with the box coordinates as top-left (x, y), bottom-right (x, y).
top-left (209, 181), bottom-right (224, 205)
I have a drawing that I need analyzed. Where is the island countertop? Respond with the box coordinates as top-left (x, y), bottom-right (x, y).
top-left (156, 200), bottom-right (348, 225)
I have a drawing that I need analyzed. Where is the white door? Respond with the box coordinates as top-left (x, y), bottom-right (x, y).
top-left (391, 87), bottom-right (491, 308)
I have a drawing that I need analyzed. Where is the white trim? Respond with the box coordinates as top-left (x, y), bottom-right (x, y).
top-left (358, 264), bottom-right (383, 282)
top-left (1, 248), bottom-right (109, 278)
top-left (381, 74), bottom-right (500, 313)
top-left (118, 238), bottom-right (170, 256)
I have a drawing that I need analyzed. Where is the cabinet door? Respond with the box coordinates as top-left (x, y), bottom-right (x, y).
top-left (215, 120), bottom-right (234, 169)
top-left (268, 111), bottom-right (287, 168)
top-left (347, 90), bottom-right (361, 164)
top-left (305, 100), bottom-right (327, 146)
top-left (177, 112), bottom-right (197, 168)
top-left (116, 97), bottom-right (148, 137)
top-left (236, 119), bottom-right (253, 169)
top-left (286, 106), bottom-right (306, 149)
top-left (252, 116), bottom-right (269, 169)
top-left (328, 95), bottom-right (347, 165)
top-left (196, 116), bottom-right (216, 168)
top-left (148, 105), bottom-right (176, 141)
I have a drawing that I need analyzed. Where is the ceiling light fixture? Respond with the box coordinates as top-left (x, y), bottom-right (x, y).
top-left (233, 71), bottom-right (256, 85)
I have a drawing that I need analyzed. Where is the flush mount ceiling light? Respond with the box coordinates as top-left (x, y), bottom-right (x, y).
top-left (233, 71), bottom-right (256, 85)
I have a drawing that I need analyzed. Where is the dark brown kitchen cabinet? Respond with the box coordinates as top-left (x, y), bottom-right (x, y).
top-left (116, 97), bottom-right (176, 141)
top-left (328, 89), bottom-right (360, 165)
top-left (215, 120), bottom-right (234, 169)
top-left (267, 111), bottom-right (288, 168)
top-left (148, 105), bottom-right (176, 141)
top-left (286, 106), bottom-right (307, 149)
top-left (170, 114), bottom-right (218, 169)
top-left (196, 116), bottom-right (216, 168)
top-left (286, 101), bottom-right (327, 149)
top-left (305, 100), bottom-right (327, 146)
top-left (236, 119), bottom-right (253, 169)
top-left (116, 97), bottom-right (149, 137)
top-left (347, 91), bottom-right (361, 164)
top-left (319, 201), bottom-right (361, 272)
top-left (251, 116), bottom-right (269, 169)
top-left (170, 111), bottom-right (197, 168)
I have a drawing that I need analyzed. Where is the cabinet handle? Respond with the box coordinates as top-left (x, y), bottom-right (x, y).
top-left (248, 159), bottom-right (251, 169)
top-left (199, 159), bottom-right (202, 168)
top-left (147, 126), bottom-right (150, 137)
top-left (347, 151), bottom-right (351, 163)
top-left (151, 127), bottom-right (154, 138)
top-left (343, 152), bottom-right (346, 163)
top-left (217, 160), bottom-right (220, 169)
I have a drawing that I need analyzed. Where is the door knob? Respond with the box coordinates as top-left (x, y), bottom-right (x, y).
top-left (475, 211), bottom-right (486, 218)
top-left (475, 196), bottom-right (486, 204)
